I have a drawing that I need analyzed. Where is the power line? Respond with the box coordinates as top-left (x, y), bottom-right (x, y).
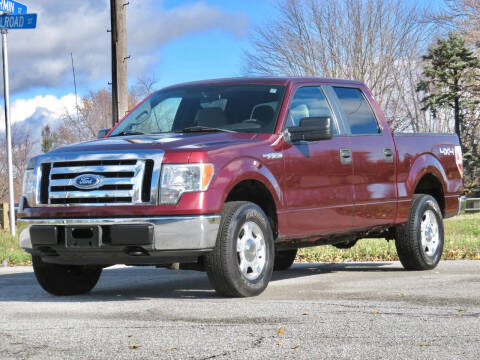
top-left (70, 52), bottom-right (80, 119)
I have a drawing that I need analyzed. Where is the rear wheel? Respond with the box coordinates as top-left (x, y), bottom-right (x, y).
top-left (32, 256), bottom-right (102, 296)
top-left (205, 201), bottom-right (274, 297)
top-left (395, 194), bottom-right (444, 270)
top-left (273, 249), bottom-right (297, 271)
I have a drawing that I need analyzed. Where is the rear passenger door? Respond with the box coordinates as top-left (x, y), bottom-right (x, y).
top-left (329, 86), bottom-right (397, 230)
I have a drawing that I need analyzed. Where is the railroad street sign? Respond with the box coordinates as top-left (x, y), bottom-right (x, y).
top-left (0, 0), bottom-right (27, 15)
top-left (0, 13), bottom-right (36, 29)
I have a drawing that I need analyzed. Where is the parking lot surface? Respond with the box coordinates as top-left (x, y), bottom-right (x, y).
top-left (0, 261), bottom-right (479, 359)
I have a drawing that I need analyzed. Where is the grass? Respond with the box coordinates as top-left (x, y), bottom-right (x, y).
top-left (298, 212), bottom-right (480, 262)
top-left (0, 214), bottom-right (479, 266)
top-left (0, 223), bottom-right (31, 266)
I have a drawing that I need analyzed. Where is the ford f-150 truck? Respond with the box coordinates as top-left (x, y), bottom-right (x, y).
top-left (19, 77), bottom-right (464, 297)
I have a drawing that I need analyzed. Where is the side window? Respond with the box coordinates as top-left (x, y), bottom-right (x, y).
top-left (333, 87), bottom-right (380, 135)
top-left (286, 87), bottom-right (337, 135)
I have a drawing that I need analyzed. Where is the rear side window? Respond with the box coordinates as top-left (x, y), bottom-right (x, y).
top-left (333, 87), bottom-right (380, 135)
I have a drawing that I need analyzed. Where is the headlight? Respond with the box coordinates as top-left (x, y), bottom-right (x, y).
top-left (22, 169), bottom-right (36, 205)
top-left (160, 164), bottom-right (214, 204)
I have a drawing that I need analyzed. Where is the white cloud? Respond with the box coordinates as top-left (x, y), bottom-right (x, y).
top-left (0, 94), bottom-right (75, 130)
top-left (4, 0), bottom-right (247, 94)
top-left (0, 93), bottom-right (78, 154)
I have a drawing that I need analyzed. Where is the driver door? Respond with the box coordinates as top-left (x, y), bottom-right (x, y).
top-left (282, 86), bottom-right (355, 238)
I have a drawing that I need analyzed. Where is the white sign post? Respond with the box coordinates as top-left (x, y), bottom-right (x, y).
top-left (0, 1), bottom-right (34, 236)
top-left (1, 27), bottom-right (15, 236)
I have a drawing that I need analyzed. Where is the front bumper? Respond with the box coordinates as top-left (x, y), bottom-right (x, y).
top-left (19, 215), bottom-right (221, 252)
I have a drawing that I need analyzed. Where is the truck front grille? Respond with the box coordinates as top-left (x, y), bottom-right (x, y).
top-left (42, 159), bottom-right (152, 206)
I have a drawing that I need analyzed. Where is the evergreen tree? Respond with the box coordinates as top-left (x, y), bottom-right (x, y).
top-left (417, 32), bottom-right (480, 149)
top-left (41, 125), bottom-right (58, 153)
top-left (463, 148), bottom-right (480, 196)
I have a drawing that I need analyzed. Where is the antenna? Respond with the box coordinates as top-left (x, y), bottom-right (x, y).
top-left (70, 52), bottom-right (80, 118)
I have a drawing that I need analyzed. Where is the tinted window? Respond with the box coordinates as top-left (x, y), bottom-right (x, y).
top-left (333, 87), bottom-right (380, 135)
top-left (110, 85), bottom-right (286, 135)
top-left (286, 87), bottom-right (337, 134)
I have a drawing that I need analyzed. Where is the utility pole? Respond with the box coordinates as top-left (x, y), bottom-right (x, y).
top-left (110, 0), bottom-right (128, 127)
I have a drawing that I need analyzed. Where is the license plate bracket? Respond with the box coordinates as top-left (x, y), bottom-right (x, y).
top-left (65, 226), bottom-right (101, 248)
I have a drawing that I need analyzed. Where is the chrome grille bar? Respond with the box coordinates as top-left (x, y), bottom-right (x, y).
top-left (50, 164), bottom-right (138, 175)
top-left (49, 177), bottom-right (135, 187)
top-left (49, 190), bottom-right (135, 199)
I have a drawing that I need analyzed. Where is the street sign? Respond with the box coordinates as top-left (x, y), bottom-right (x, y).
top-left (0, 0), bottom-right (27, 15)
top-left (0, 13), bottom-right (36, 29)
top-left (0, 3), bottom-right (35, 235)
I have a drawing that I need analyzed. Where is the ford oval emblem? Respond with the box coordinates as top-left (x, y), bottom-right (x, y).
top-left (73, 174), bottom-right (103, 190)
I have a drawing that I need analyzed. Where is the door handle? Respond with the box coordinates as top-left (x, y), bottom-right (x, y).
top-left (383, 148), bottom-right (394, 162)
top-left (340, 148), bottom-right (352, 164)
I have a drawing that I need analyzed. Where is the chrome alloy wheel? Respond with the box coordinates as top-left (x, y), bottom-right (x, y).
top-left (420, 209), bottom-right (440, 258)
top-left (236, 221), bottom-right (266, 281)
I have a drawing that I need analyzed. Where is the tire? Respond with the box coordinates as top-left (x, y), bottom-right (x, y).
top-left (32, 256), bottom-right (102, 296)
top-left (273, 249), bottom-right (297, 271)
top-left (395, 194), bottom-right (444, 270)
top-left (205, 201), bottom-right (275, 297)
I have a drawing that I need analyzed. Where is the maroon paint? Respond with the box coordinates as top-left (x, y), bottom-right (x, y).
top-left (23, 78), bottom-right (463, 240)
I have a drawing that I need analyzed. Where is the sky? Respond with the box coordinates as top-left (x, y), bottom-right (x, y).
top-left (0, 0), bottom-right (441, 141)
top-left (0, 0), bottom-right (276, 140)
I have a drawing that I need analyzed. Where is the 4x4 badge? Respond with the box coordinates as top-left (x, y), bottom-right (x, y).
top-left (439, 147), bottom-right (454, 156)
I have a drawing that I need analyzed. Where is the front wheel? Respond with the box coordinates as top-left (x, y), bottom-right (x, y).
top-left (32, 256), bottom-right (102, 296)
top-left (395, 194), bottom-right (444, 270)
top-left (205, 201), bottom-right (274, 297)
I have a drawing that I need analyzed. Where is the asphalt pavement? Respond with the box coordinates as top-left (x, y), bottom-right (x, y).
top-left (0, 261), bottom-right (479, 359)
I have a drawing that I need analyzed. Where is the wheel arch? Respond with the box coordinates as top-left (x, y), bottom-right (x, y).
top-left (413, 174), bottom-right (445, 216)
top-left (209, 156), bottom-right (284, 238)
top-left (407, 153), bottom-right (448, 216)
top-left (225, 179), bottom-right (279, 238)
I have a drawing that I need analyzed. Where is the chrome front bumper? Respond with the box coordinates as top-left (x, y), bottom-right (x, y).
top-left (19, 215), bottom-right (221, 252)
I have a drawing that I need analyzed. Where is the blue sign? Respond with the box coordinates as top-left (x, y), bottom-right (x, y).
top-left (0, 13), bottom-right (36, 29)
top-left (0, 0), bottom-right (27, 15)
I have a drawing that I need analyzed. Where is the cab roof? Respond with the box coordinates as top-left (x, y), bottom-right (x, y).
top-left (162, 77), bottom-right (365, 90)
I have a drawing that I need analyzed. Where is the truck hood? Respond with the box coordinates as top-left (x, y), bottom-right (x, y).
top-left (50, 132), bottom-right (269, 154)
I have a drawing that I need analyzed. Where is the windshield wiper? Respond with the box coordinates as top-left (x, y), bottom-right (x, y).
top-left (176, 126), bottom-right (237, 133)
top-left (110, 131), bottom-right (146, 137)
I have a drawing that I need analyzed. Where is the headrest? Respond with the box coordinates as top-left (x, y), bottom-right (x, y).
top-left (195, 107), bottom-right (226, 127)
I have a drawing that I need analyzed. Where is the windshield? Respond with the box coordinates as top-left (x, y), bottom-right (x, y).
top-left (109, 84), bottom-right (286, 136)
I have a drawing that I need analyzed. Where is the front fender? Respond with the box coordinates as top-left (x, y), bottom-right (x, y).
top-left (209, 156), bottom-right (284, 213)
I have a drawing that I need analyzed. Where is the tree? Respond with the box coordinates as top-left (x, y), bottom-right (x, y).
top-left (463, 148), bottom-right (480, 196)
top-left (56, 87), bottom-right (141, 146)
top-left (429, 0), bottom-right (480, 48)
top-left (134, 73), bottom-right (158, 99)
top-left (0, 125), bottom-right (35, 201)
top-left (244, 0), bottom-right (431, 130)
top-left (416, 32), bottom-right (480, 150)
top-left (41, 125), bottom-right (58, 153)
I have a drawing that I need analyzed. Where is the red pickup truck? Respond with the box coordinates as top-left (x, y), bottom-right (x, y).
top-left (19, 77), bottom-right (464, 297)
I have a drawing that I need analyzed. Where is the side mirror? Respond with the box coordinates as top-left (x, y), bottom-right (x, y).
top-left (284, 117), bottom-right (333, 144)
top-left (97, 128), bottom-right (111, 139)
